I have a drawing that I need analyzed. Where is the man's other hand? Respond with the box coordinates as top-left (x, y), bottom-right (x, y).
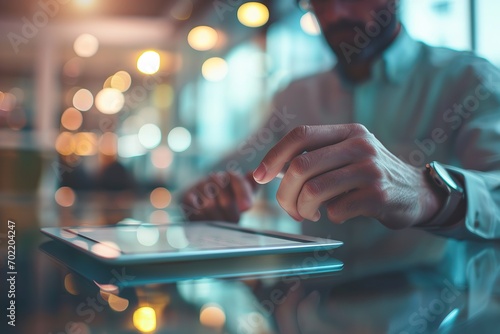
top-left (181, 171), bottom-right (257, 222)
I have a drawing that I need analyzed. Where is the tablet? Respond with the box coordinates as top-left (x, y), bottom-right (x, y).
top-left (41, 222), bottom-right (343, 265)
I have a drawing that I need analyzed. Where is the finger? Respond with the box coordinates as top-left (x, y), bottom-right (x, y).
top-left (229, 172), bottom-right (255, 212)
top-left (296, 162), bottom-right (377, 221)
top-left (275, 141), bottom-right (367, 221)
top-left (253, 125), bottom-right (359, 184)
top-left (325, 188), bottom-right (380, 224)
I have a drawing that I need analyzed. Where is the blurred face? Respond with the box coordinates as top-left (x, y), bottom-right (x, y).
top-left (308, 0), bottom-right (399, 65)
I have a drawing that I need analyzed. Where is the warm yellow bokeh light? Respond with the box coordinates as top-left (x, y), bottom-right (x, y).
top-left (99, 132), bottom-right (118, 156)
top-left (237, 2), bottom-right (269, 28)
top-left (150, 187), bottom-right (172, 209)
top-left (200, 304), bottom-right (226, 328)
top-left (137, 51), bottom-right (161, 75)
top-left (133, 307), bottom-right (156, 333)
top-left (202, 57), bottom-right (228, 82)
top-left (95, 88), bottom-right (124, 115)
top-left (61, 107), bottom-right (83, 131)
top-left (300, 12), bottom-right (321, 35)
top-left (55, 186), bottom-right (76, 207)
top-left (111, 71), bottom-right (132, 92)
top-left (75, 0), bottom-right (94, 8)
top-left (55, 132), bottom-right (76, 156)
top-left (73, 88), bottom-right (94, 112)
top-left (74, 132), bottom-right (98, 156)
top-left (73, 33), bottom-right (99, 58)
top-left (187, 26), bottom-right (218, 51)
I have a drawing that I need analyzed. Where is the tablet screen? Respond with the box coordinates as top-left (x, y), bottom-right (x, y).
top-left (67, 224), bottom-right (306, 254)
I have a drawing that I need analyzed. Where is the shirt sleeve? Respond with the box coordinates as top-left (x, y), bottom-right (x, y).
top-left (426, 61), bottom-right (500, 240)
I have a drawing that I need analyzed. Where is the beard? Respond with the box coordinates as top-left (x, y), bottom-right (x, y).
top-left (322, 5), bottom-right (399, 66)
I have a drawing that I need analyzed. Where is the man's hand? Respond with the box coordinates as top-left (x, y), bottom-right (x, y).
top-left (253, 124), bottom-right (445, 229)
top-left (181, 171), bottom-right (257, 222)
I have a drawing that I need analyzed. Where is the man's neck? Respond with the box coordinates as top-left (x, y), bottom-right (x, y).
top-left (339, 24), bottom-right (402, 83)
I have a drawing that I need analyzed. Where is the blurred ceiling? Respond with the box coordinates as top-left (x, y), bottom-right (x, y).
top-left (0, 0), bottom-right (295, 81)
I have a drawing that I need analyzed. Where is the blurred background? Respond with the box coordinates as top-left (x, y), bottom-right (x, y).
top-left (0, 0), bottom-right (499, 224)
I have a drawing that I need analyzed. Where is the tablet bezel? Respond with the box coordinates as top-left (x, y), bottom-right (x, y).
top-left (41, 221), bottom-right (343, 265)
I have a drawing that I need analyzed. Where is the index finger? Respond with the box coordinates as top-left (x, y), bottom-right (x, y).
top-left (253, 125), bottom-right (355, 184)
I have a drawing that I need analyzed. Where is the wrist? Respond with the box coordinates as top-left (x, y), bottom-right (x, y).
top-left (415, 162), bottom-right (466, 228)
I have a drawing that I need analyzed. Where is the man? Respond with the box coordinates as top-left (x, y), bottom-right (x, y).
top-left (182, 0), bottom-right (500, 240)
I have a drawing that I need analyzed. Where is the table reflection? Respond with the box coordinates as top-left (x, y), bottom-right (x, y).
top-left (1, 195), bottom-right (499, 334)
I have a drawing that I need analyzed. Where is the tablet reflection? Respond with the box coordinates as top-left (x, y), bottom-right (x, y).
top-left (90, 241), bottom-right (121, 258)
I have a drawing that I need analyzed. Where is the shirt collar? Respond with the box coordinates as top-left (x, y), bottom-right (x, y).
top-left (378, 26), bottom-right (422, 84)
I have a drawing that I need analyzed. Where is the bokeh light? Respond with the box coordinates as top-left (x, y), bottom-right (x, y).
top-left (108, 294), bottom-right (129, 312)
top-left (136, 225), bottom-right (160, 246)
top-left (55, 187), bottom-right (76, 207)
top-left (133, 307), bottom-right (156, 333)
top-left (99, 132), bottom-right (118, 156)
top-left (61, 107), bottom-right (83, 131)
top-left (202, 57), bottom-right (228, 82)
top-left (150, 187), bottom-right (172, 209)
top-left (150, 210), bottom-right (169, 224)
top-left (0, 92), bottom-right (17, 112)
top-left (301, 12), bottom-right (321, 35)
top-left (151, 146), bottom-right (173, 169)
top-left (95, 88), bottom-right (124, 115)
top-left (73, 89), bottom-right (94, 112)
top-left (137, 50), bottom-right (161, 75)
top-left (73, 33), bottom-right (99, 58)
top-left (171, 0), bottom-right (193, 20)
top-left (64, 274), bottom-right (79, 295)
top-left (166, 226), bottom-right (189, 249)
top-left (138, 123), bottom-right (162, 149)
top-left (237, 2), bottom-right (269, 28)
top-left (167, 127), bottom-right (192, 152)
top-left (187, 26), bottom-right (218, 51)
top-left (111, 71), bottom-right (132, 92)
top-left (75, 0), bottom-right (94, 8)
top-left (74, 132), bottom-right (98, 156)
top-left (200, 304), bottom-right (226, 328)
top-left (118, 135), bottom-right (147, 158)
top-left (63, 58), bottom-right (83, 78)
top-left (90, 241), bottom-right (121, 259)
top-left (55, 132), bottom-right (76, 156)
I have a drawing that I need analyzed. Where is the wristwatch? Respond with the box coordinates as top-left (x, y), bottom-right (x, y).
top-left (423, 161), bottom-right (465, 227)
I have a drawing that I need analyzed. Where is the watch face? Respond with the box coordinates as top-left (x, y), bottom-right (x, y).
top-left (433, 162), bottom-right (459, 190)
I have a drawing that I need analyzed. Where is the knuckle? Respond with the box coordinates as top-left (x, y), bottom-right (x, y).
top-left (349, 123), bottom-right (369, 135)
top-left (288, 155), bottom-right (311, 178)
top-left (289, 125), bottom-right (309, 142)
top-left (302, 180), bottom-right (323, 201)
top-left (352, 137), bottom-right (377, 156)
